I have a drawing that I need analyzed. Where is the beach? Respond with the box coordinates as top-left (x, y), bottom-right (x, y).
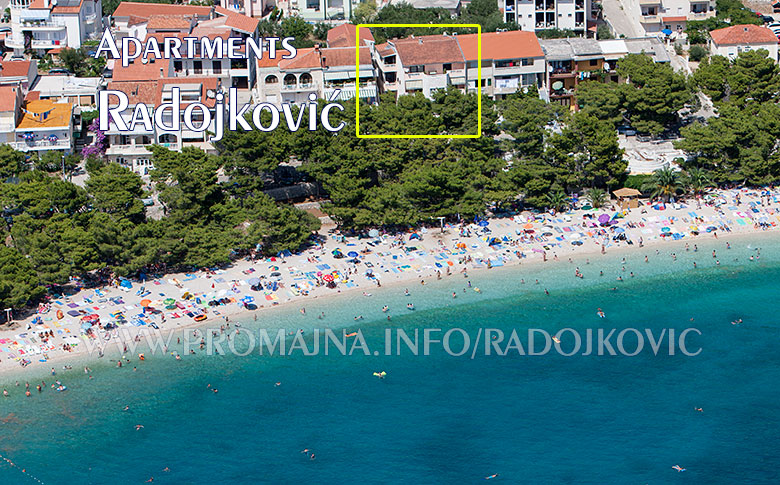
top-left (1, 187), bottom-right (779, 376)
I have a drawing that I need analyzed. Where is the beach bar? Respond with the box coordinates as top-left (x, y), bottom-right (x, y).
top-left (613, 187), bottom-right (642, 210)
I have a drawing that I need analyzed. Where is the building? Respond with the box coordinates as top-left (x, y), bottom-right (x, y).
top-left (622, 0), bottom-right (715, 35)
top-left (540, 36), bottom-right (669, 107)
top-left (502, 0), bottom-right (590, 35)
top-left (0, 86), bottom-right (25, 147)
top-left (7, 0), bottom-right (102, 54)
top-left (373, 34), bottom-right (466, 98)
top-left (254, 44), bottom-right (378, 104)
top-left (297, 0), bottom-right (354, 22)
top-left (217, 0), bottom-right (270, 18)
top-left (709, 24), bottom-right (779, 63)
top-left (12, 98), bottom-right (74, 155)
top-left (110, 3), bottom-right (260, 96)
top-left (31, 75), bottom-right (101, 106)
top-left (456, 30), bottom-right (546, 99)
top-left (387, 0), bottom-right (461, 16)
top-left (0, 60), bottom-right (38, 92)
top-left (103, 77), bottom-right (221, 174)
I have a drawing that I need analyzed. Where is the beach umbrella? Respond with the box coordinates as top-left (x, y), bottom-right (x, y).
top-left (661, 28), bottom-right (672, 35)
top-left (478, 220), bottom-right (489, 227)
top-left (164, 298), bottom-right (176, 305)
top-left (661, 227), bottom-right (671, 233)
top-left (368, 229), bottom-right (379, 238)
top-left (572, 240), bottom-right (584, 246)
top-left (140, 299), bottom-right (152, 307)
top-left (347, 251), bottom-right (359, 258)
top-left (598, 214), bottom-right (610, 224)
top-left (247, 277), bottom-right (260, 286)
top-left (523, 223), bottom-right (534, 229)
top-left (270, 272), bottom-right (281, 277)
top-left (613, 227), bottom-right (625, 234)
top-left (323, 274), bottom-right (334, 282)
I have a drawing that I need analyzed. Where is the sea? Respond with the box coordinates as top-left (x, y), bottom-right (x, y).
top-left (1, 235), bottom-right (779, 484)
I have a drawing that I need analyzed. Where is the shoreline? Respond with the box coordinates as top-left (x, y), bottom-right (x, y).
top-left (2, 188), bottom-right (780, 381)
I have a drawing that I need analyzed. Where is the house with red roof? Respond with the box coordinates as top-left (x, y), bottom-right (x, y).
top-left (456, 30), bottom-right (546, 100)
top-left (7, 0), bottom-right (102, 54)
top-left (709, 24), bottom-right (779, 63)
top-left (103, 77), bottom-right (221, 174)
top-left (372, 34), bottom-right (467, 98)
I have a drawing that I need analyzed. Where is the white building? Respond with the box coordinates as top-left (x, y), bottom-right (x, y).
top-left (502, 0), bottom-right (590, 34)
top-left (296, 0), bottom-right (353, 22)
top-left (457, 30), bottom-right (546, 99)
top-left (373, 34), bottom-right (467, 98)
top-left (622, 0), bottom-right (715, 35)
top-left (709, 24), bottom-right (780, 63)
top-left (103, 77), bottom-right (222, 174)
top-left (7, 0), bottom-right (102, 54)
top-left (11, 97), bottom-right (74, 155)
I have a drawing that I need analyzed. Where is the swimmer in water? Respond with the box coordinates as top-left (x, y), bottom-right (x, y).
top-left (552, 336), bottom-right (561, 344)
top-left (695, 407), bottom-right (703, 412)
top-left (135, 425), bottom-right (144, 430)
top-left (672, 465), bottom-right (686, 472)
top-left (485, 474), bottom-right (499, 480)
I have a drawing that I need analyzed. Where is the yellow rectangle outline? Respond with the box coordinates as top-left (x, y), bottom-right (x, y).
top-left (355, 23), bottom-right (482, 139)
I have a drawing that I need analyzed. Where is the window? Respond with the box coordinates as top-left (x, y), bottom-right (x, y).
top-left (173, 60), bottom-right (182, 72)
top-left (589, 59), bottom-right (598, 66)
top-left (265, 75), bottom-right (278, 84)
top-left (300, 73), bottom-right (312, 87)
top-left (443, 63), bottom-right (452, 72)
top-left (409, 65), bottom-right (424, 73)
top-left (212, 61), bottom-right (222, 74)
top-left (193, 61), bottom-right (202, 74)
top-left (385, 72), bottom-right (396, 83)
top-left (383, 55), bottom-right (396, 65)
top-left (521, 58), bottom-right (532, 66)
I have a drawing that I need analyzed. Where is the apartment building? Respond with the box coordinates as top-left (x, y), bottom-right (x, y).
top-left (296, 0), bottom-right (353, 22)
top-left (104, 77), bottom-right (221, 174)
top-left (709, 25), bottom-right (779, 63)
top-left (254, 44), bottom-right (377, 104)
top-left (625, 0), bottom-right (715, 35)
top-left (10, 97), bottom-right (74, 154)
top-left (110, 3), bottom-right (260, 94)
top-left (217, 0), bottom-right (270, 18)
top-left (456, 30), bottom-right (546, 99)
top-left (373, 35), bottom-right (467, 98)
top-left (7, 0), bottom-right (102, 54)
top-left (502, 0), bottom-right (590, 34)
top-left (0, 60), bottom-right (38, 92)
top-left (0, 86), bottom-right (25, 147)
top-left (540, 36), bottom-right (669, 107)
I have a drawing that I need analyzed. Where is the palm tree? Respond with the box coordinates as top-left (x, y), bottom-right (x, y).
top-left (642, 167), bottom-right (681, 202)
top-left (585, 188), bottom-right (608, 209)
top-left (545, 190), bottom-right (568, 212)
top-left (683, 167), bottom-right (713, 196)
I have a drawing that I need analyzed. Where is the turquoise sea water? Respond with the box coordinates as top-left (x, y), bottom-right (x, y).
top-left (2, 236), bottom-right (780, 484)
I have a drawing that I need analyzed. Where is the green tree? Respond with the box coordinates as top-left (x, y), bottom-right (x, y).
top-left (0, 145), bottom-right (25, 179)
top-left (85, 163), bottom-right (146, 223)
top-left (682, 167), bottom-right (714, 195)
top-left (545, 190), bottom-right (568, 212)
top-left (585, 188), bottom-right (608, 208)
top-left (642, 167), bottom-right (682, 201)
top-left (0, 245), bottom-right (44, 313)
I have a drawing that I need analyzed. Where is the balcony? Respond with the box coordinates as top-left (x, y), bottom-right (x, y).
top-left (688, 11), bottom-right (715, 19)
top-left (106, 144), bottom-right (154, 156)
top-left (31, 38), bottom-right (65, 49)
top-left (84, 12), bottom-right (98, 23)
top-left (19, 21), bottom-right (66, 31)
top-left (281, 82), bottom-right (318, 92)
top-left (10, 139), bottom-right (71, 151)
top-left (550, 68), bottom-right (575, 77)
top-left (550, 88), bottom-right (575, 98)
top-left (640, 15), bottom-right (660, 23)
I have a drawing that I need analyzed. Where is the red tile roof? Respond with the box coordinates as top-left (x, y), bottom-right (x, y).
top-left (113, 2), bottom-right (212, 19)
top-left (327, 24), bottom-right (374, 48)
top-left (146, 15), bottom-right (193, 30)
top-left (279, 48), bottom-right (321, 70)
top-left (710, 24), bottom-right (779, 45)
top-left (29, 0), bottom-right (85, 14)
top-left (112, 55), bottom-right (171, 81)
top-left (392, 35), bottom-right (465, 66)
top-left (457, 31), bottom-right (543, 61)
top-left (106, 80), bottom-right (159, 105)
top-left (214, 6), bottom-right (259, 34)
top-left (321, 46), bottom-right (371, 67)
top-left (0, 60), bottom-right (32, 78)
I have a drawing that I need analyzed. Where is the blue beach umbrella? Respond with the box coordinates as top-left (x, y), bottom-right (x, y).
top-left (661, 28), bottom-right (672, 35)
top-left (347, 251), bottom-right (359, 258)
top-left (478, 220), bottom-right (489, 227)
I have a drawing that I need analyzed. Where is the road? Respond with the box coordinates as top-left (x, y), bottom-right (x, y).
top-left (601, 0), bottom-right (642, 38)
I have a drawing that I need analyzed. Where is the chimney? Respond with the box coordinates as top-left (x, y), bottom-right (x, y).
top-left (44, 0), bottom-right (49, 8)
top-left (314, 43), bottom-right (320, 52)
top-left (160, 68), bottom-right (164, 78)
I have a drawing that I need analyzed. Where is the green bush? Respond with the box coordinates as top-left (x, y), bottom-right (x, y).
top-left (689, 45), bottom-right (708, 62)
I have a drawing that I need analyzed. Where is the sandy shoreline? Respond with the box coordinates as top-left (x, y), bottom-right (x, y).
top-left (2, 187), bottom-right (780, 381)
